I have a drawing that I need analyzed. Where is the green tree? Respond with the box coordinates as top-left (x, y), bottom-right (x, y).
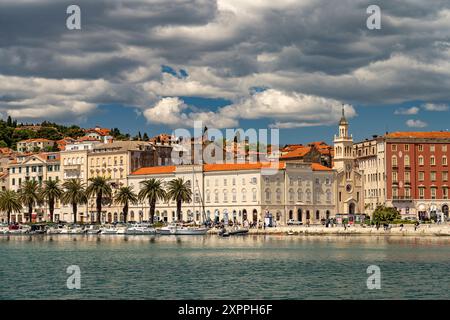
top-left (0, 190), bottom-right (22, 224)
top-left (138, 179), bottom-right (166, 224)
top-left (41, 180), bottom-right (63, 222)
top-left (61, 179), bottom-right (87, 224)
top-left (166, 178), bottom-right (192, 222)
top-left (372, 205), bottom-right (401, 224)
top-left (86, 177), bottom-right (112, 224)
top-left (114, 186), bottom-right (138, 223)
top-left (142, 133), bottom-right (149, 141)
top-left (18, 180), bottom-right (42, 223)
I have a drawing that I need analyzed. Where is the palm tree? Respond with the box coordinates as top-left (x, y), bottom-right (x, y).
top-left (19, 180), bottom-right (42, 223)
top-left (0, 190), bottom-right (22, 224)
top-left (41, 179), bottom-right (63, 222)
top-left (114, 186), bottom-right (138, 223)
top-left (166, 178), bottom-right (192, 222)
top-left (138, 179), bottom-right (166, 224)
top-left (61, 179), bottom-right (87, 224)
top-left (86, 177), bottom-right (112, 224)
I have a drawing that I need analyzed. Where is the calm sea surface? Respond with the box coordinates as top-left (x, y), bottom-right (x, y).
top-left (0, 235), bottom-right (449, 300)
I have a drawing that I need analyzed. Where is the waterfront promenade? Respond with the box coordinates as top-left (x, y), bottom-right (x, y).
top-left (208, 224), bottom-right (450, 237)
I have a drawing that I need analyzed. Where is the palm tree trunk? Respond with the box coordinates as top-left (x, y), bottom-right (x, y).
top-left (149, 199), bottom-right (156, 224)
top-left (123, 202), bottom-right (128, 223)
top-left (177, 198), bottom-right (182, 222)
top-left (7, 210), bottom-right (11, 225)
top-left (72, 202), bottom-right (78, 224)
top-left (28, 203), bottom-right (33, 223)
top-left (49, 197), bottom-right (54, 222)
top-left (96, 191), bottom-right (102, 224)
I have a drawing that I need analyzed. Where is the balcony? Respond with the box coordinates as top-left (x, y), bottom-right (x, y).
top-left (392, 180), bottom-right (399, 185)
top-left (392, 164), bottom-right (398, 170)
top-left (64, 164), bottom-right (81, 171)
top-left (392, 196), bottom-right (413, 202)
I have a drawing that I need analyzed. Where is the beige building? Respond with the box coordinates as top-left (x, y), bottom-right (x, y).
top-left (7, 152), bottom-right (62, 222)
top-left (17, 138), bottom-right (55, 153)
top-left (354, 136), bottom-right (386, 215)
top-left (126, 161), bottom-right (334, 226)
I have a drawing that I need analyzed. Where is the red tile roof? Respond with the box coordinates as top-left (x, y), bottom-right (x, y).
top-left (131, 166), bottom-right (176, 175)
top-left (386, 131), bottom-right (450, 139)
top-left (204, 162), bottom-right (285, 172)
top-left (311, 163), bottom-right (332, 171)
top-left (280, 146), bottom-right (311, 159)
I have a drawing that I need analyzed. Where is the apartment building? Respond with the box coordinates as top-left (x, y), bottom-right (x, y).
top-left (17, 138), bottom-right (55, 153)
top-left (385, 132), bottom-right (450, 220)
top-left (354, 135), bottom-right (386, 215)
top-left (7, 152), bottom-right (61, 222)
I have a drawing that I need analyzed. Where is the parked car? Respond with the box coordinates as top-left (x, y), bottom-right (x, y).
top-left (287, 219), bottom-right (303, 225)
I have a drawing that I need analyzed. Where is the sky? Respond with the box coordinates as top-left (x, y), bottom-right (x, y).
top-left (0, 0), bottom-right (449, 145)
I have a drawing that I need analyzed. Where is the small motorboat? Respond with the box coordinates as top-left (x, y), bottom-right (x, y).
top-left (157, 223), bottom-right (208, 235)
top-left (101, 227), bottom-right (118, 235)
top-left (126, 223), bottom-right (156, 235)
top-left (219, 227), bottom-right (248, 237)
top-left (85, 225), bottom-right (101, 234)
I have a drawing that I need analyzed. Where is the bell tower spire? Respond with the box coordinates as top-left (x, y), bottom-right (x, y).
top-left (333, 104), bottom-right (353, 171)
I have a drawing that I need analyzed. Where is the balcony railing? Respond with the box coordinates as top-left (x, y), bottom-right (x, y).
top-left (392, 196), bottom-right (413, 202)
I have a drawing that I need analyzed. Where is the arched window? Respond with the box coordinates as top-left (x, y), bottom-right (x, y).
top-left (289, 210), bottom-right (293, 220)
top-left (206, 190), bottom-right (210, 203)
top-left (276, 188), bottom-right (282, 202)
top-left (232, 188), bottom-right (237, 202)
top-left (392, 155), bottom-right (397, 166)
top-left (242, 188), bottom-right (247, 202)
top-left (252, 188), bottom-right (257, 202)
top-left (306, 189), bottom-right (311, 202)
top-left (326, 189), bottom-right (332, 202)
top-left (404, 155), bottom-right (410, 166)
top-left (297, 189), bottom-right (303, 201)
top-left (316, 210), bottom-right (320, 220)
top-left (418, 155), bottom-right (424, 166)
top-left (289, 188), bottom-right (294, 202)
top-left (214, 189), bottom-right (219, 203)
top-left (265, 188), bottom-right (271, 202)
top-left (223, 190), bottom-right (228, 202)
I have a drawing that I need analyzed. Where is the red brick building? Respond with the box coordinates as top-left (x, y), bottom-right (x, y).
top-left (385, 132), bottom-right (450, 220)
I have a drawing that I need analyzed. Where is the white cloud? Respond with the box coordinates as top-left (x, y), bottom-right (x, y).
top-left (143, 89), bottom-right (354, 129)
top-left (394, 107), bottom-right (419, 115)
top-left (423, 103), bottom-right (449, 111)
top-left (406, 119), bottom-right (428, 128)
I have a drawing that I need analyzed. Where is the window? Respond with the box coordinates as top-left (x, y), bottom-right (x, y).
top-left (206, 190), bottom-right (210, 203)
top-left (392, 188), bottom-right (398, 198)
top-left (418, 172), bottom-right (424, 181)
top-left (306, 189), bottom-right (311, 202)
top-left (418, 144), bottom-right (423, 152)
top-left (443, 188), bottom-right (449, 199)
top-left (265, 189), bottom-right (271, 202)
top-left (297, 189), bottom-right (303, 201)
top-left (276, 189), bottom-right (282, 202)
top-left (419, 187), bottom-right (425, 199)
top-left (443, 172), bottom-right (448, 182)
top-left (404, 144), bottom-right (409, 151)
top-left (431, 172), bottom-right (436, 181)
top-left (214, 190), bottom-right (219, 203)
top-left (289, 189), bottom-right (294, 202)
top-left (405, 171), bottom-right (410, 183)
top-left (443, 156), bottom-right (448, 166)
top-left (224, 179), bottom-right (227, 186)
top-left (431, 187), bottom-right (437, 199)
top-left (430, 156), bottom-right (436, 166)
top-left (326, 190), bottom-right (332, 202)
top-left (252, 188), bottom-right (257, 202)
top-left (392, 172), bottom-right (398, 182)
top-left (443, 145), bottom-right (448, 152)
top-left (232, 189), bottom-right (237, 202)
top-left (391, 144), bottom-right (397, 151)
top-left (12, 178), bottom-right (15, 186)
top-left (241, 189), bottom-right (247, 202)
top-left (430, 145), bottom-right (435, 152)
top-left (418, 156), bottom-right (424, 166)
top-left (392, 156), bottom-right (397, 166)
top-left (405, 188), bottom-right (411, 198)
top-left (404, 155), bottom-right (410, 166)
